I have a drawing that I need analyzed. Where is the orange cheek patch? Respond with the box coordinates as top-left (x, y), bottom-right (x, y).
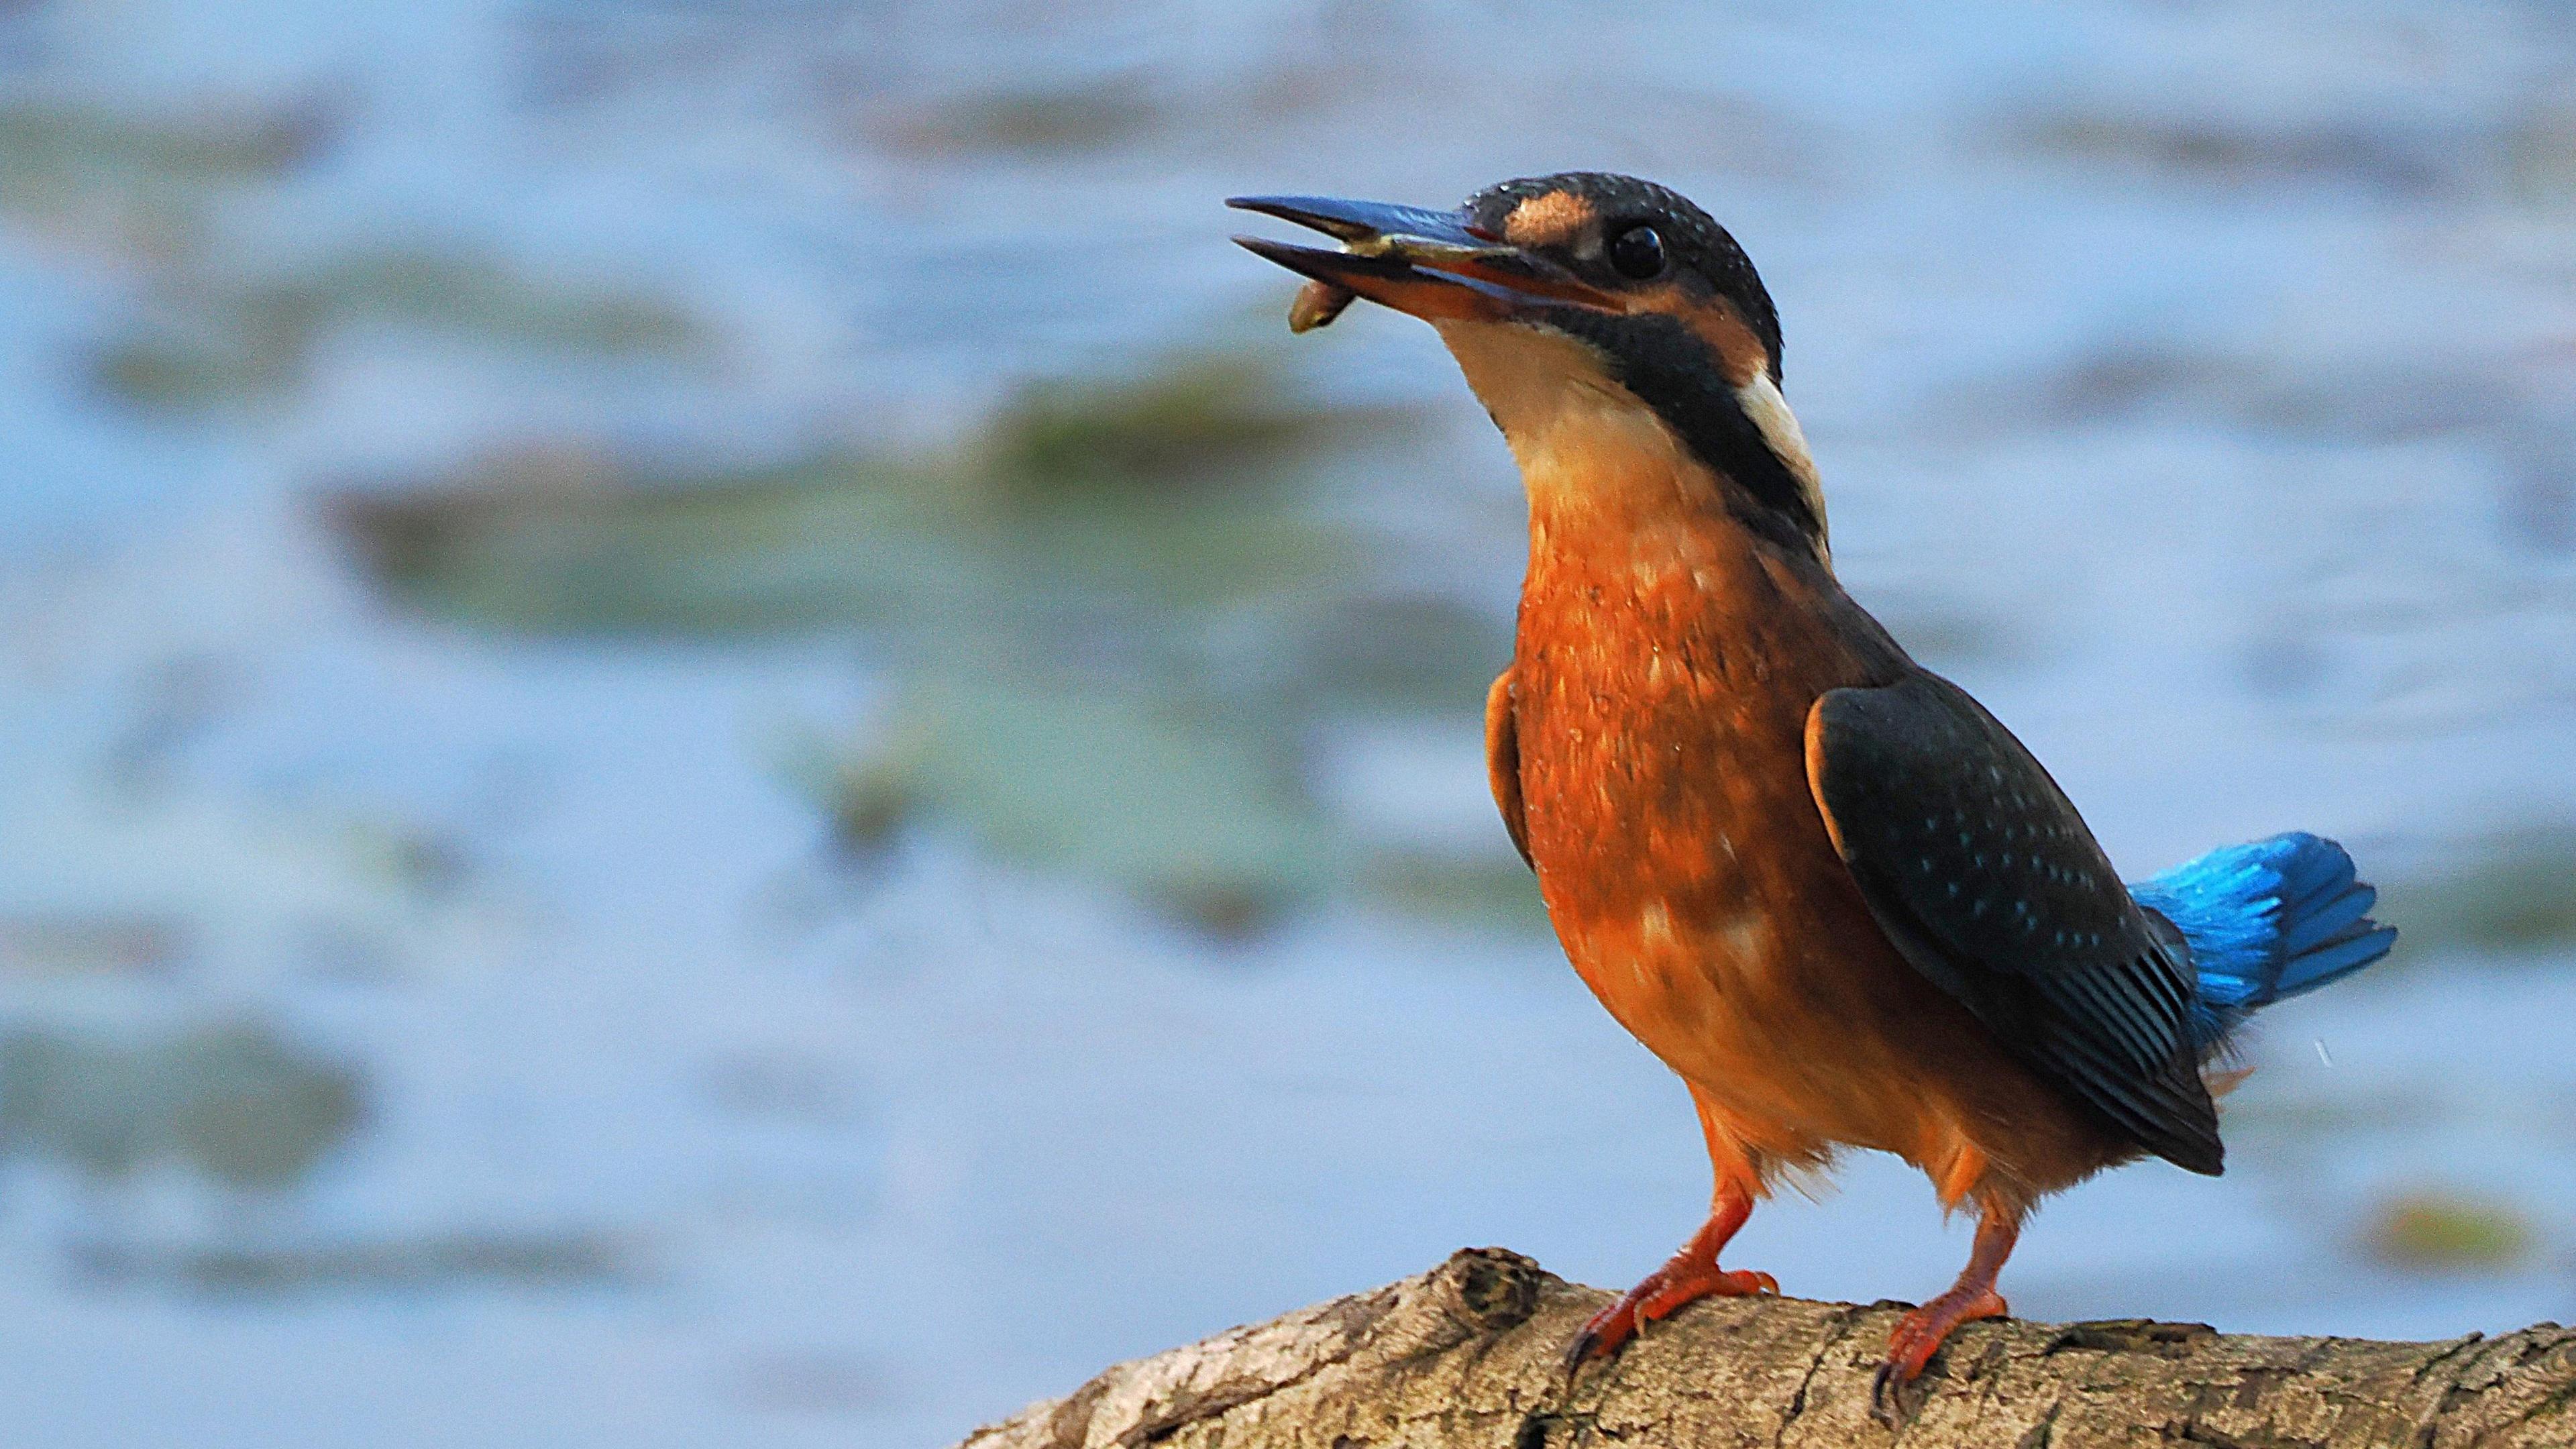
top-left (1504, 190), bottom-right (1596, 248)
top-left (1676, 297), bottom-right (1772, 387)
top-left (1615, 286), bottom-right (1770, 386)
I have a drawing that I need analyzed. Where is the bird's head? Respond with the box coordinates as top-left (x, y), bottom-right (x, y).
top-left (1232, 172), bottom-right (1824, 559)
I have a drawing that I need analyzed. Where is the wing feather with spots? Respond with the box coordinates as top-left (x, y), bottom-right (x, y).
top-left (1803, 672), bottom-right (2222, 1175)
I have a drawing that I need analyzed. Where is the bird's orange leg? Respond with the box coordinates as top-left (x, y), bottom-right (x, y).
top-left (1567, 1098), bottom-right (1776, 1366)
top-left (1872, 1197), bottom-right (2020, 1422)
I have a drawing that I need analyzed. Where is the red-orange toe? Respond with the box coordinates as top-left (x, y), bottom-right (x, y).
top-left (1871, 1287), bottom-right (2007, 1424)
top-left (1567, 1263), bottom-right (1777, 1366)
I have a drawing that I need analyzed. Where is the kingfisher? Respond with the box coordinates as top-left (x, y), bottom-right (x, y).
top-left (1230, 174), bottom-right (2396, 1418)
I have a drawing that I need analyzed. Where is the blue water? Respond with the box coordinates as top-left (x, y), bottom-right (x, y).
top-left (3, 2), bottom-right (2575, 1446)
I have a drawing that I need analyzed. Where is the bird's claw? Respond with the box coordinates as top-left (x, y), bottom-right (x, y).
top-left (1868, 1360), bottom-right (1919, 1428)
top-left (1564, 1305), bottom-right (1630, 1373)
top-left (1868, 1287), bottom-right (2006, 1428)
top-left (1563, 1266), bottom-right (1777, 1373)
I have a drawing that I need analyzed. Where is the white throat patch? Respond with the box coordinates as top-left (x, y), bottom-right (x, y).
top-left (1733, 371), bottom-right (1827, 557)
top-left (1435, 317), bottom-right (1831, 563)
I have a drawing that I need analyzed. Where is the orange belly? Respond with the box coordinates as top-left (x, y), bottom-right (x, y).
top-left (1510, 525), bottom-right (2124, 1205)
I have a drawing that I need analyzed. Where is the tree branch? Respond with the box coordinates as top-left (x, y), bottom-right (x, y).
top-left (958, 1248), bottom-right (2576, 1448)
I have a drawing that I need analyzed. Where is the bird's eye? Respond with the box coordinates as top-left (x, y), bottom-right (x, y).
top-left (1608, 223), bottom-right (1666, 280)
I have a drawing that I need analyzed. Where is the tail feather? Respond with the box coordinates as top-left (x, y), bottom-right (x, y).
top-left (2280, 882), bottom-right (2373, 957)
top-left (2129, 831), bottom-right (2398, 1055)
top-left (2275, 841), bottom-right (2376, 955)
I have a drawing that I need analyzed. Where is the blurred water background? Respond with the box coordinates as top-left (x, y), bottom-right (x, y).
top-left (2, 1), bottom-right (2575, 1444)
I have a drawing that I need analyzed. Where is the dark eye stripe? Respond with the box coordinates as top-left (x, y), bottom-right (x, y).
top-left (1543, 307), bottom-right (1821, 550)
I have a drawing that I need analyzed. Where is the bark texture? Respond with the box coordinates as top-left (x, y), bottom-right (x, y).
top-left (959, 1248), bottom-right (2576, 1449)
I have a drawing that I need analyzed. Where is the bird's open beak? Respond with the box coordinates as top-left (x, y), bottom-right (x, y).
top-left (1228, 194), bottom-right (1617, 330)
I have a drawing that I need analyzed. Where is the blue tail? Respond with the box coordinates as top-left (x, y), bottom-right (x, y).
top-left (2129, 831), bottom-right (2398, 1055)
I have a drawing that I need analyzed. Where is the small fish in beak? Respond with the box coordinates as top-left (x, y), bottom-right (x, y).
top-left (1287, 278), bottom-right (1355, 333)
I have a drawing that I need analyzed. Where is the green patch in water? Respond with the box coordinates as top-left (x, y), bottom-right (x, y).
top-left (99, 246), bottom-right (706, 410)
top-left (0, 1019), bottom-right (369, 1191)
top-left (2361, 1189), bottom-right (2534, 1272)
top-left (0, 99), bottom-right (331, 188)
top-left (334, 447), bottom-right (971, 633)
top-left (333, 352), bottom-right (1384, 630)
top-left (2008, 110), bottom-right (2452, 195)
top-left (0, 914), bottom-right (190, 978)
top-left (325, 352), bottom-right (1506, 933)
top-left (70, 1230), bottom-right (632, 1297)
top-left (819, 674), bottom-right (1331, 934)
top-left (870, 78), bottom-right (1161, 157)
top-left (93, 324), bottom-right (299, 410)
top-left (979, 356), bottom-right (1360, 490)
top-left (2381, 827), bottom-right (2576, 958)
top-left (0, 97), bottom-right (335, 255)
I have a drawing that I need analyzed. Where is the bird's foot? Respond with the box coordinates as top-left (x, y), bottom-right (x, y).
top-left (1564, 1261), bottom-right (1777, 1368)
top-left (1869, 1287), bottom-right (2007, 1426)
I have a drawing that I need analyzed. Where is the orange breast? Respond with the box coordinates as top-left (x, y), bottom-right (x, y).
top-left (1509, 519), bottom-right (2112, 1199)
